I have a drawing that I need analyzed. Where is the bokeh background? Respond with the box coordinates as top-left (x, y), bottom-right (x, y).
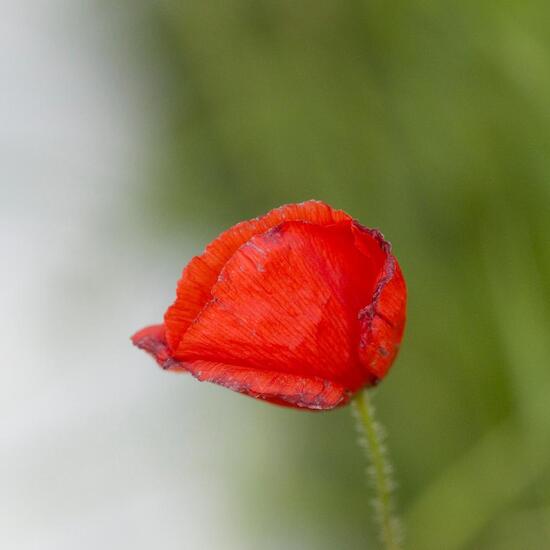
top-left (3, 2), bottom-right (550, 549)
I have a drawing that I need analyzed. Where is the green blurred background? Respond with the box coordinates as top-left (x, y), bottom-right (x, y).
top-left (124, 2), bottom-right (550, 548)
top-left (3, 2), bottom-right (550, 549)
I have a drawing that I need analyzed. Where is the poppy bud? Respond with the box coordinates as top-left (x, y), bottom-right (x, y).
top-left (132, 201), bottom-right (406, 409)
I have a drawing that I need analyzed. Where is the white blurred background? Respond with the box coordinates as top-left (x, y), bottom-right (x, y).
top-left (0, 4), bottom-right (301, 549)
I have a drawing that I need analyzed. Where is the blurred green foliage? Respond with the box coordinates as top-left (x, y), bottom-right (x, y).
top-left (118, 1), bottom-right (550, 548)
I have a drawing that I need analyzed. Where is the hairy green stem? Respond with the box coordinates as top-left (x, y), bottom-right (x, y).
top-left (352, 388), bottom-right (402, 550)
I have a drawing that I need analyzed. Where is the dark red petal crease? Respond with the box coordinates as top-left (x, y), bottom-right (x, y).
top-left (181, 360), bottom-right (347, 409)
top-left (350, 222), bottom-right (407, 381)
top-left (359, 261), bottom-right (406, 381)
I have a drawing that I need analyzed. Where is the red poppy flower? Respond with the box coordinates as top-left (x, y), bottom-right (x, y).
top-left (132, 201), bottom-right (406, 410)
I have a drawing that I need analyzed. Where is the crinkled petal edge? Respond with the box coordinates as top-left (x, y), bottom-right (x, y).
top-left (353, 224), bottom-right (407, 382)
top-left (131, 325), bottom-right (348, 410)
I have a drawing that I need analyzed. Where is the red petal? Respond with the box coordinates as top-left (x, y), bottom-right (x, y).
top-left (175, 220), bottom-right (387, 393)
top-left (164, 201), bottom-right (351, 351)
top-left (181, 360), bottom-right (347, 409)
top-left (131, 325), bottom-right (187, 372)
top-left (358, 256), bottom-right (407, 381)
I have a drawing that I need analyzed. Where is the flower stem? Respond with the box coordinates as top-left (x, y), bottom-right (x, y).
top-left (352, 388), bottom-right (402, 550)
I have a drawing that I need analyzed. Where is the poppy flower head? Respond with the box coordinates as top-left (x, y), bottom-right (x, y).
top-left (132, 201), bottom-right (406, 410)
